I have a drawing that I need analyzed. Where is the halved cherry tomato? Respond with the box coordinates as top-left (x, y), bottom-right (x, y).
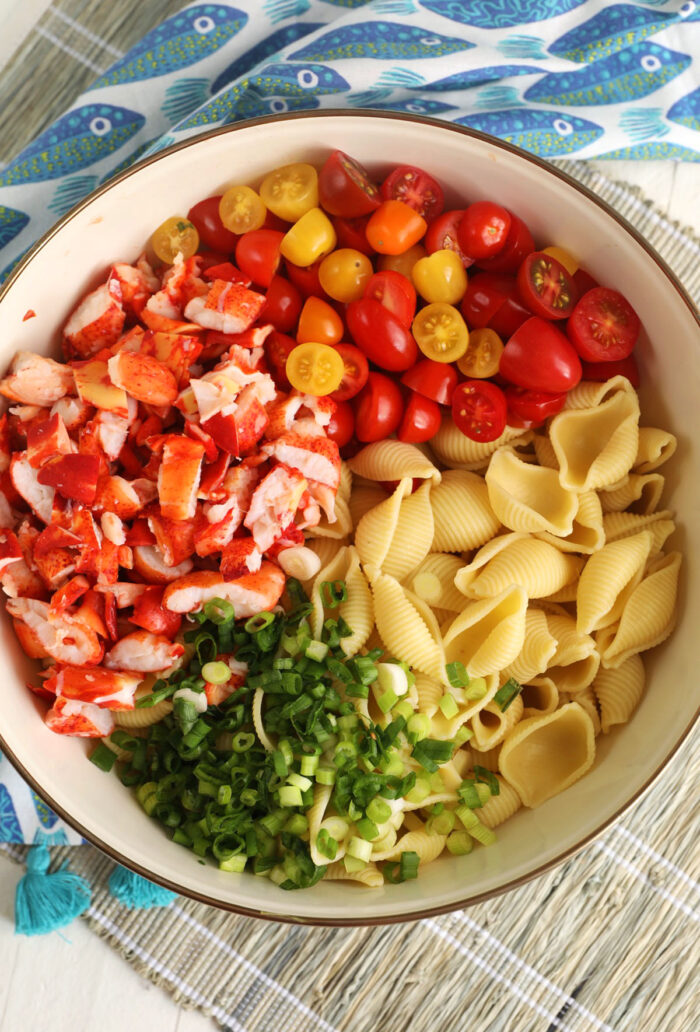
top-left (366, 200), bottom-right (427, 256)
top-left (264, 330), bottom-right (298, 390)
top-left (297, 296), bottom-right (344, 345)
top-left (573, 266), bottom-right (598, 296)
top-left (187, 196), bottom-right (238, 253)
top-left (477, 213), bottom-right (534, 274)
top-left (398, 392), bottom-right (442, 443)
top-left (235, 229), bottom-right (284, 287)
top-left (364, 270), bottom-right (416, 327)
top-left (353, 372), bottom-right (404, 442)
top-left (457, 327), bottom-right (504, 379)
top-left (452, 380), bottom-right (507, 443)
top-left (286, 342), bottom-right (344, 396)
top-left (330, 343), bottom-right (369, 401)
top-left (425, 209), bottom-right (471, 265)
top-left (461, 272), bottom-right (529, 337)
top-left (457, 202), bottom-right (511, 261)
top-left (319, 249), bottom-right (373, 303)
top-left (259, 162), bottom-right (318, 222)
top-left (318, 150), bottom-right (381, 217)
top-left (412, 303), bottom-right (469, 364)
top-left (346, 297), bottom-right (418, 372)
top-left (581, 354), bottom-right (640, 389)
top-left (567, 287), bottom-right (641, 362)
top-left (331, 215), bottom-right (374, 255)
top-left (412, 249), bottom-right (468, 305)
top-left (326, 400), bottom-right (355, 448)
top-left (219, 184), bottom-right (266, 235)
top-left (151, 216), bottom-right (199, 264)
top-left (542, 246), bottom-right (578, 275)
top-left (381, 164), bottom-right (444, 221)
top-left (517, 251), bottom-right (578, 320)
top-left (500, 317), bottom-right (582, 392)
top-left (261, 275), bottom-right (302, 333)
top-left (285, 258), bottom-right (324, 297)
top-left (401, 359), bottom-right (457, 406)
top-left (377, 243), bottom-right (426, 278)
top-left (505, 386), bottom-right (567, 428)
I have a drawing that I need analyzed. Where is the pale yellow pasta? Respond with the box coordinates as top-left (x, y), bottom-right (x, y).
top-left (430, 470), bottom-right (501, 552)
top-left (252, 687), bottom-right (275, 752)
top-left (540, 653), bottom-right (600, 695)
top-left (307, 494), bottom-right (353, 539)
top-left (429, 675), bottom-right (499, 740)
top-left (576, 530), bottom-right (653, 634)
top-left (305, 536), bottom-right (347, 576)
top-left (371, 830), bottom-right (446, 864)
top-left (354, 478), bottom-right (411, 572)
top-left (537, 491), bottom-right (605, 555)
top-left (431, 416), bottom-right (531, 470)
top-left (532, 433), bottom-right (558, 469)
top-left (503, 608), bottom-right (558, 685)
top-left (549, 388), bottom-right (639, 492)
top-left (598, 473), bottom-right (665, 514)
top-left (347, 440), bottom-right (440, 483)
top-left (371, 572), bottom-right (444, 680)
top-left (471, 693), bottom-right (524, 751)
top-left (339, 460), bottom-right (353, 501)
top-left (438, 750), bottom-right (472, 791)
top-left (545, 611), bottom-right (597, 666)
top-left (469, 743), bottom-right (501, 772)
top-left (348, 481), bottom-right (388, 529)
top-left (442, 585), bottom-right (527, 679)
top-left (602, 509), bottom-right (675, 554)
top-left (406, 553), bottom-right (465, 611)
top-left (455, 533), bottom-right (582, 600)
top-left (115, 699), bottom-right (173, 727)
top-left (592, 654), bottom-right (645, 732)
top-left (562, 374), bottom-right (635, 410)
top-left (479, 776), bottom-right (522, 829)
top-left (633, 427), bottom-right (677, 473)
top-left (323, 861), bottom-right (383, 888)
top-left (499, 702), bottom-right (596, 807)
top-left (311, 546), bottom-right (373, 656)
top-left (381, 480), bottom-right (434, 582)
top-left (561, 686), bottom-right (602, 736)
top-left (414, 671), bottom-right (444, 716)
top-left (307, 784), bottom-right (337, 867)
top-left (486, 448), bottom-right (578, 536)
top-left (520, 678), bottom-right (559, 720)
top-left (540, 581), bottom-right (579, 604)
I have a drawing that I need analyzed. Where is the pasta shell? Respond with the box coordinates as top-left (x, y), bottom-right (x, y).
top-left (431, 416), bottom-right (532, 470)
top-left (560, 686), bottom-right (602, 737)
top-left (593, 654), bottom-right (645, 733)
top-left (479, 776), bottom-right (522, 829)
top-left (471, 693), bottom-right (524, 751)
top-left (469, 743), bottom-right (501, 772)
top-left (430, 470), bottom-right (501, 552)
top-left (305, 537), bottom-right (348, 577)
top-left (633, 427), bottom-right (677, 473)
top-left (324, 861), bottom-right (383, 888)
top-left (537, 491), bottom-right (605, 555)
top-left (486, 448), bottom-right (578, 536)
top-left (406, 553), bottom-right (466, 611)
top-left (311, 545), bottom-right (374, 656)
top-left (382, 480), bottom-right (434, 582)
top-left (307, 494), bottom-right (353, 540)
top-left (576, 531), bottom-right (653, 634)
top-left (598, 473), bottom-right (664, 514)
top-left (503, 608), bottom-right (558, 685)
top-left (348, 481), bottom-right (388, 529)
top-left (549, 388), bottom-right (640, 492)
top-left (414, 672), bottom-right (444, 717)
top-left (532, 434), bottom-right (558, 470)
top-left (439, 750), bottom-right (472, 791)
top-left (354, 478), bottom-right (411, 572)
top-left (348, 440), bottom-right (440, 483)
top-left (252, 687), bottom-right (275, 753)
top-left (442, 585), bottom-right (527, 679)
top-left (114, 699), bottom-right (172, 727)
top-left (430, 674), bottom-right (499, 740)
top-left (371, 830), bottom-right (447, 865)
top-left (546, 612), bottom-right (598, 667)
top-left (339, 460), bottom-right (353, 502)
top-left (499, 702), bottom-right (596, 807)
top-left (541, 654), bottom-right (601, 695)
top-left (602, 510), bottom-right (675, 554)
top-left (520, 678), bottom-right (559, 720)
top-left (562, 375), bottom-right (635, 411)
top-left (308, 784), bottom-right (335, 867)
top-left (371, 572), bottom-right (444, 680)
top-left (455, 533), bottom-right (582, 600)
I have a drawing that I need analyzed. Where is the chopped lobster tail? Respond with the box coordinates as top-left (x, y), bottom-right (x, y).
top-left (220, 536), bottom-right (262, 580)
top-left (157, 436), bottom-right (205, 521)
top-left (104, 631), bottom-right (185, 673)
top-left (162, 561), bottom-right (285, 616)
top-left (45, 666), bottom-right (143, 710)
top-left (0, 351), bottom-right (76, 406)
top-left (244, 464), bottom-right (308, 552)
top-left (63, 278), bottom-right (125, 359)
top-left (184, 280), bottom-right (266, 335)
top-left (262, 432), bottom-right (341, 490)
top-left (45, 696), bottom-right (116, 736)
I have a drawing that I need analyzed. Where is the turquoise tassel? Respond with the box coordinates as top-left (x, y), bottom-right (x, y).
top-left (15, 842), bottom-right (91, 936)
top-left (108, 864), bottom-right (176, 909)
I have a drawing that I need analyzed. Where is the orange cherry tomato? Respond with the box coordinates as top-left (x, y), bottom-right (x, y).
top-left (296, 296), bottom-right (344, 345)
top-left (366, 200), bottom-right (427, 256)
top-left (457, 327), bottom-right (504, 379)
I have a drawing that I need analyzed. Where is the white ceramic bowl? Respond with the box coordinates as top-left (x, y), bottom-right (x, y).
top-left (0, 113), bottom-right (698, 924)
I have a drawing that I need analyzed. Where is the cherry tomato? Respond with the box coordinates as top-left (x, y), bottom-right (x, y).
top-left (573, 266), bottom-right (598, 296)
top-left (461, 272), bottom-right (529, 337)
top-left (364, 270), bottom-right (416, 327)
top-left (260, 275), bottom-right (302, 333)
top-left (412, 303), bottom-right (469, 364)
top-left (318, 150), bottom-right (381, 217)
top-left (280, 208), bottom-right (337, 268)
top-left (219, 184), bottom-right (266, 235)
top-left (201, 261), bottom-right (250, 285)
top-left (477, 213), bottom-right (534, 274)
top-left (542, 245), bottom-right (578, 275)
top-left (187, 196), bottom-right (238, 253)
top-left (377, 243), bottom-right (426, 278)
top-left (425, 209), bottom-right (471, 265)
top-left (326, 400), bottom-right (355, 448)
top-left (457, 202), bottom-right (511, 261)
top-left (353, 372), bottom-right (404, 442)
top-left (401, 359), bottom-right (457, 405)
top-left (366, 200), bottom-right (427, 256)
top-left (505, 386), bottom-right (567, 427)
top-left (500, 317), bottom-right (582, 392)
top-left (331, 214), bottom-right (374, 255)
top-left (297, 296), bottom-right (344, 345)
top-left (381, 164), bottom-right (444, 221)
top-left (567, 287), bottom-right (641, 362)
top-left (285, 258), bottom-right (324, 298)
top-left (151, 216), bottom-right (199, 264)
top-left (457, 327), bottom-right (504, 379)
top-left (330, 343), bottom-right (369, 401)
top-left (346, 297), bottom-right (418, 372)
top-left (581, 354), bottom-right (640, 389)
top-left (398, 392), bottom-right (442, 443)
top-left (259, 162), bottom-right (318, 222)
top-left (235, 229), bottom-right (284, 287)
top-left (452, 381), bottom-right (507, 443)
top-left (319, 248), bottom-right (373, 303)
top-left (412, 249), bottom-right (468, 306)
top-left (517, 251), bottom-right (578, 321)
top-left (264, 330), bottom-right (297, 390)
top-left (286, 342), bottom-right (344, 396)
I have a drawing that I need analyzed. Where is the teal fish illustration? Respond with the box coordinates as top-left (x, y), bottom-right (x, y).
top-left (667, 86), bottom-right (700, 131)
top-left (418, 0), bottom-right (586, 29)
top-left (0, 784), bottom-right (22, 842)
top-left (0, 205), bottom-right (29, 248)
top-left (524, 42), bottom-right (691, 106)
top-left (0, 105), bottom-right (145, 186)
top-left (402, 64), bottom-right (541, 91)
top-left (680, 0), bottom-right (700, 21)
top-left (162, 78), bottom-right (211, 124)
top-left (90, 5), bottom-right (247, 88)
top-left (319, 0), bottom-right (380, 6)
top-left (234, 93), bottom-right (321, 119)
top-left (177, 83), bottom-right (247, 129)
top-left (248, 62), bottom-right (351, 96)
top-left (101, 138), bottom-right (159, 182)
top-left (263, 0), bottom-right (310, 24)
top-left (619, 107), bottom-right (670, 141)
top-left (474, 85), bottom-right (524, 110)
top-left (457, 109), bottom-right (604, 156)
top-left (289, 21), bottom-right (475, 61)
top-left (212, 23), bottom-right (324, 93)
top-left (496, 35), bottom-right (548, 60)
top-left (595, 141), bottom-right (700, 160)
top-left (549, 4), bottom-right (675, 64)
top-left (48, 175), bottom-right (99, 217)
top-left (354, 96), bottom-right (458, 115)
top-left (31, 791), bottom-right (59, 830)
top-left (0, 246), bottom-right (31, 284)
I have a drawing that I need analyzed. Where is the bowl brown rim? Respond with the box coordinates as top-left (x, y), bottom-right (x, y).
top-left (0, 109), bottom-right (698, 927)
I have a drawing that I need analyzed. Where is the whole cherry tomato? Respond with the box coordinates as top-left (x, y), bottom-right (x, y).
top-left (398, 392), bottom-right (442, 443)
top-left (331, 215), bottom-right (374, 255)
top-left (260, 275), bottom-right (302, 333)
top-left (567, 287), bottom-right (640, 362)
top-left (504, 386), bottom-right (567, 428)
top-left (187, 196), bottom-right (238, 253)
top-left (401, 359), bottom-right (457, 406)
top-left (366, 200), bottom-right (427, 255)
top-left (381, 164), bottom-right (444, 221)
top-left (319, 248), bottom-right (373, 303)
top-left (412, 303), bottom-right (469, 364)
top-left (412, 249), bottom-right (468, 305)
top-left (353, 372), bottom-right (404, 442)
top-left (500, 317), bottom-right (582, 392)
top-left (318, 150), bottom-right (381, 217)
top-left (346, 297), bottom-right (418, 371)
top-left (477, 214), bottom-right (534, 274)
top-left (377, 243), bottom-right (426, 278)
top-left (542, 245), bottom-right (578, 275)
top-left (452, 380), bottom-right (507, 443)
top-left (457, 327), bottom-right (504, 379)
top-left (461, 272), bottom-right (529, 337)
top-left (457, 201), bottom-right (511, 261)
top-left (363, 270), bottom-right (416, 327)
top-left (297, 296), bottom-right (344, 345)
top-left (259, 162), bottom-right (318, 222)
top-left (264, 330), bottom-right (297, 390)
top-left (326, 400), bottom-right (355, 448)
top-left (285, 258), bottom-right (324, 298)
top-left (581, 354), bottom-right (640, 389)
top-left (280, 208), bottom-right (336, 268)
top-left (330, 343), bottom-right (369, 402)
top-left (517, 251), bottom-right (578, 320)
top-left (286, 342), bottom-right (344, 396)
top-left (425, 209), bottom-right (471, 265)
top-left (235, 229), bottom-right (284, 287)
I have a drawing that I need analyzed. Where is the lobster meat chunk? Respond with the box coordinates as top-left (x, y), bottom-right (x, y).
top-left (104, 630), bottom-right (185, 673)
top-left (0, 352), bottom-right (75, 407)
top-left (244, 464), bottom-right (307, 552)
top-left (162, 562), bottom-right (285, 616)
top-left (63, 278), bottom-right (125, 359)
top-left (184, 279), bottom-right (266, 335)
top-left (45, 666), bottom-right (142, 710)
top-left (45, 695), bottom-right (115, 737)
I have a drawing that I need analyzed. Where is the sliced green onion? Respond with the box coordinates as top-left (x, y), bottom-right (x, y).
top-left (384, 850), bottom-right (419, 883)
top-left (494, 677), bottom-right (522, 712)
top-left (201, 661), bottom-right (231, 685)
top-left (406, 713), bottom-right (431, 743)
top-left (464, 677), bottom-right (488, 701)
top-left (355, 817), bottom-right (379, 841)
top-left (427, 810), bottom-right (456, 836)
top-left (316, 828), bottom-right (338, 860)
top-left (300, 754), bottom-right (319, 776)
top-left (445, 661), bottom-right (470, 688)
top-left (90, 743), bottom-right (117, 772)
top-left (316, 765), bottom-right (336, 786)
top-left (377, 688), bottom-right (398, 714)
top-left (458, 780), bottom-right (482, 809)
top-left (411, 738), bottom-right (454, 773)
top-left (287, 772), bottom-right (312, 792)
top-left (473, 766), bottom-right (500, 796)
top-left (305, 640), bottom-right (329, 663)
top-left (439, 693), bottom-right (459, 719)
top-left (446, 831), bottom-right (473, 855)
top-left (320, 579), bottom-right (348, 608)
top-left (284, 814), bottom-right (309, 836)
top-left (346, 836), bottom-right (373, 862)
top-left (204, 598), bottom-right (235, 624)
top-left (279, 785), bottom-right (303, 808)
top-left (219, 854), bottom-right (246, 873)
top-left (392, 700), bottom-right (414, 722)
top-left (452, 726), bottom-right (473, 746)
top-left (343, 855), bottom-right (366, 873)
top-left (245, 612), bottom-right (275, 634)
top-left (366, 797), bottom-right (392, 824)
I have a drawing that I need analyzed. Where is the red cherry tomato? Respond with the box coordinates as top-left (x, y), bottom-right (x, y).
top-left (363, 270), bottom-right (416, 327)
top-left (477, 213), bottom-right (534, 274)
top-left (500, 317), bottom-right (582, 392)
top-left (330, 343), bottom-right (370, 401)
top-left (353, 372), bottom-right (404, 442)
top-left (398, 392), bottom-right (442, 443)
top-left (260, 274), bottom-right (302, 333)
top-left (401, 359), bottom-right (457, 405)
top-left (326, 400), bottom-right (355, 448)
top-left (264, 330), bottom-right (297, 390)
top-left (452, 380), bottom-right (507, 443)
top-left (425, 209), bottom-right (472, 265)
top-left (581, 354), bottom-right (640, 389)
top-left (285, 258), bottom-right (325, 298)
top-left (505, 386), bottom-right (568, 428)
top-left (567, 287), bottom-right (641, 362)
top-left (346, 297), bottom-right (418, 372)
top-left (187, 195), bottom-right (238, 253)
top-left (461, 272), bottom-right (529, 337)
top-left (381, 164), bottom-right (444, 221)
top-left (235, 229), bottom-right (284, 288)
top-left (457, 202), bottom-right (511, 261)
top-left (517, 251), bottom-right (578, 321)
top-left (318, 149), bottom-right (381, 217)
top-left (332, 214), bottom-right (375, 256)
top-left (573, 266), bottom-right (598, 296)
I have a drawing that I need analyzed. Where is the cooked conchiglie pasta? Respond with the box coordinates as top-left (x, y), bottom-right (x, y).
top-left (532, 434), bottom-right (559, 469)
top-left (633, 427), bottom-right (677, 474)
top-left (429, 674), bottom-right (499, 740)
top-left (576, 530), bottom-right (653, 634)
top-left (348, 480), bottom-right (389, 529)
top-left (406, 553), bottom-right (466, 611)
top-left (499, 703), bottom-right (596, 808)
top-left (347, 439), bottom-right (440, 483)
top-left (381, 480), bottom-right (434, 582)
top-left (305, 536), bottom-right (347, 577)
top-left (537, 491), bottom-right (605, 555)
top-left (503, 608), bottom-right (558, 685)
top-left (414, 671), bottom-right (446, 716)
top-left (442, 585), bottom-right (528, 679)
top-left (339, 460), bottom-right (353, 501)
top-left (371, 830), bottom-right (447, 864)
top-left (540, 581), bottom-right (579, 604)
top-left (354, 478), bottom-right (411, 572)
top-left (598, 473), bottom-right (665, 514)
top-left (593, 653), bottom-right (645, 733)
top-left (561, 686), bottom-right (602, 736)
top-left (519, 677), bottom-right (559, 720)
top-left (431, 416), bottom-right (532, 470)
top-left (478, 776), bottom-right (522, 829)
top-left (486, 449), bottom-right (578, 537)
top-left (430, 470), bottom-right (502, 552)
top-left (371, 572), bottom-right (445, 680)
top-left (307, 784), bottom-right (338, 867)
top-left (469, 743), bottom-right (501, 772)
top-left (455, 533), bottom-right (582, 600)
top-left (549, 389), bottom-right (640, 492)
top-left (602, 509), bottom-right (675, 554)
top-left (307, 494), bottom-right (353, 539)
top-left (323, 861), bottom-right (384, 888)
top-left (311, 545), bottom-right (373, 656)
top-left (562, 375), bottom-right (635, 411)
top-left (471, 693), bottom-right (524, 751)
top-left (115, 681), bottom-right (172, 728)
top-left (438, 750), bottom-right (472, 791)
top-left (252, 687), bottom-right (275, 753)
top-left (541, 652), bottom-right (601, 695)
top-left (546, 612), bottom-right (598, 667)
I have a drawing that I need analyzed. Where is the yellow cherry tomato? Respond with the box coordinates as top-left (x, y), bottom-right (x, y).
top-left (280, 207), bottom-right (337, 267)
top-left (219, 185), bottom-right (266, 235)
top-left (412, 249), bottom-right (468, 305)
top-left (151, 216), bottom-right (199, 264)
top-left (318, 248), bottom-right (374, 303)
top-left (296, 296), bottom-right (344, 345)
top-left (457, 327), bottom-right (504, 379)
top-left (259, 162), bottom-right (318, 222)
top-left (378, 243), bottom-right (426, 278)
top-left (542, 246), bottom-right (578, 276)
top-left (412, 303), bottom-right (469, 363)
top-left (286, 342), bottom-right (344, 396)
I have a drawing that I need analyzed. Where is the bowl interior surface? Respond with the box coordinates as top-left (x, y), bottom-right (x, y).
top-left (0, 114), bottom-right (698, 923)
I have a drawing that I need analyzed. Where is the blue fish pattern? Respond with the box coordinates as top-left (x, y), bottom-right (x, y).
top-left (90, 5), bottom-right (248, 89)
top-left (524, 42), bottom-right (691, 106)
top-left (162, 78), bottom-right (211, 124)
top-left (549, 4), bottom-right (676, 64)
top-left (359, 96), bottom-right (458, 115)
top-left (406, 65), bottom-right (541, 92)
top-left (667, 87), bottom-right (700, 131)
top-left (0, 783), bottom-right (22, 842)
top-left (595, 141), bottom-right (700, 160)
top-left (234, 93), bottom-right (321, 119)
top-left (0, 246), bottom-right (31, 285)
top-left (0, 105), bottom-right (145, 186)
top-left (211, 23), bottom-right (324, 94)
top-left (289, 21), bottom-right (475, 61)
top-left (31, 791), bottom-right (59, 830)
top-left (418, 0), bottom-right (587, 30)
top-left (0, 205), bottom-right (29, 248)
top-left (264, 0), bottom-right (311, 25)
top-left (247, 62), bottom-right (351, 96)
top-left (48, 175), bottom-right (99, 217)
top-left (177, 83), bottom-right (248, 129)
top-left (101, 138), bottom-right (160, 183)
top-left (457, 109), bottom-right (605, 156)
